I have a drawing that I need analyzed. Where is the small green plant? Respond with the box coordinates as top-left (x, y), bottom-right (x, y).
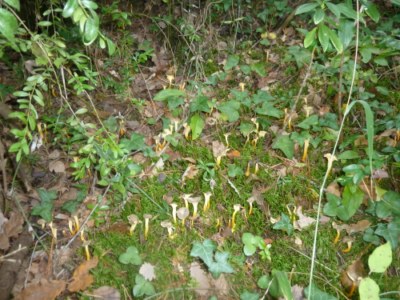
top-left (118, 246), bottom-right (142, 265)
top-left (257, 270), bottom-right (293, 300)
top-left (133, 274), bottom-right (156, 297)
top-left (190, 239), bottom-right (234, 279)
top-left (242, 232), bottom-right (271, 261)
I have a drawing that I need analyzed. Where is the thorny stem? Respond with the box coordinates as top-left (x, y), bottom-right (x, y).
top-left (308, 1), bottom-right (360, 298)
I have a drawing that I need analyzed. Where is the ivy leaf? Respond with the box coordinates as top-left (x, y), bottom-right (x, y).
top-left (239, 122), bottom-right (255, 137)
top-left (119, 246), bottom-right (142, 265)
top-left (273, 213), bottom-right (294, 235)
top-left (224, 54), bottom-right (239, 71)
top-left (154, 89), bottom-right (185, 101)
top-left (272, 135), bottom-right (294, 159)
top-left (132, 274), bottom-right (156, 297)
top-left (189, 114), bottom-right (205, 140)
top-left (368, 242), bottom-right (392, 273)
top-left (218, 101), bottom-right (241, 122)
top-left (190, 239), bottom-right (216, 267)
top-left (120, 133), bottom-right (145, 152)
top-left (228, 164), bottom-right (244, 178)
top-left (31, 189), bottom-right (58, 221)
top-left (359, 277), bottom-right (379, 300)
top-left (190, 95), bottom-right (210, 113)
top-left (337, 185), bottom-right (363, 221)
top-left (297, 115), bottom-right (319, 129)
top-left (255, 102), bottom-right (283, 118)
top-left (0, 8), bottom-right (18, 43)
top-left (323, 193), bottom-right (341, 217)
top-left (375, 221), bottom-right (400, 249)
top-left (251, 62), bottom-right (266, 77)
top-left (209, 252), bottom-right (234, 278)
top-left (5, 0), bottom-right (20, 11)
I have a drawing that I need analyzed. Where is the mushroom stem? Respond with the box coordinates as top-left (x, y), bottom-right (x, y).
top-left (129, 223), bottom-right (138, 236)
top-left (254, 162), bottom-right (259, 175)
top-left (248, 203), bottom-right (253, 216)
top-left (84, 243), bottom-right (91, 261)
top-left (144, 219), bottom-right (150, 240)
top-left (333, 229), bottom-right (341, 245)
top-left (245, 162), bottom-right (251, 177)
top-left (203, 192), bottom-right (212, 212)
top-left (231, 204), bottom-right (241, 232)
top-left (342, 241), bottom-right (353, 253)
top-left (192, 202), bottom-right (199, 218)
top-left (171, 203), bottom-right (178, 224)
top-left (302, 139), bottom-right (310, 162)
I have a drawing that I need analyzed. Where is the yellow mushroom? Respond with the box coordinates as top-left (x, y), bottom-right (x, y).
top-left (161, 220), bottom-right (175, 239)
top-left (203, 192), bottom-right (212, 212)
top-left (127, 214), bottom-right (141, 236)
top-left (170, 203), bottom-right (178, 224)
top-left (182, 194), bottom-right (192, 209)
top-left (177, 207), bottom-right (189, 226)
top-left (324, 153), bottom-right (338, 175)
top-left (188, 196), bottom-right (201, 218)
top-left (247, 197), bottom-right (255, 216)
top-left (231, 204), bottom-right (241, 232)
top-left (143, 214), bottom-right (152, 241)
top-left (302, 139), bottom-right (310, 162)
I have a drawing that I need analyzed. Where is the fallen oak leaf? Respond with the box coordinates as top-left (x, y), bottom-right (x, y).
top-left (68, 257), bottom-right (98, 292)
top-left (14, 279), bottom-right (66, 300)
top-left (293, 206), bottom-right (315, 230)
top-left (91, 286), bottom-right (121, 300)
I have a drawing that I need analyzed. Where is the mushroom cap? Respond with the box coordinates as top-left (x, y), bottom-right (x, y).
top-left (246, 197), bottom-right (255, 204)
top-left (127, 214), bottom-right (140, 224)
top-left (204, 191), bottom-right (212, 199)
top-left (160, 220), bottom-right (173, 228)
top-left (143, 214), bottom-right (153, 220)
top-left (177, 207), bottom-right (189, 219)
top-left (182, 194), bottom-right (193, 200)
top-left (187, 196), bottom-right (201, 204)
top-left (233, 204), bottom-right (241, 211)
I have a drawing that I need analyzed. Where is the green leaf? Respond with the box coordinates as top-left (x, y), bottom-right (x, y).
top-left (295, 3), bottom-right (319, 15)
top-left (359, 277), bottom-right (379, 300)
top-left (133, 274), bottom-right (156, 297)
top-left (318, 24), bottom-right (330, 52)
top-left (5, 0), bottom-right (20, 11)
top-left (239, 122), bottom-right (255, 137)
top-left (365, 4), bottom-right (380, 23)
top-left (62, 0), bottom-right (78, 18)
top-left (392, 0), bottom-right (400, 6)
top-left (368, 242), bottom-right (392, 273)
top-left (218, 100), bottom-right (241, 122)
top-left (313, 9), bottom-right (325, 24)
top-left (375, 221), bottom-right (400, 249)
top-left (0, 8), bottom-right (18, 42)
top-left (190, 239), bottom-right (216, 267)
top-left (338, 150), bottom-right (359, 160)
top-left (240, 291), bottom-right (259, 300)
top-left (209, 251), bottom-right (234, 278)
top-left (31, 189), bottom-right (58, 221)
top-left (337, 184), bottom-right (364, 221)
top-left (338, 21), bottom-right (354, 49)
top-left (251, 62), bottom-right (266, 77)
top-left (326, 2), bottom-right (340, 18)
top-left (304, 27), bottom-right (317, 48)
top-left (83, 16), bottom-right (99, 45)
top-left (305, 284), bottom-right (337, 300)
top-left (106, 38), bottom-right (116, 56)
top-left (228, 164), bottom-right (243, 178)
top-left (119, 246), bottom-right (142, 265)
top-left (242, 233), bottom-right (260, 256)
top-left (255, 102), bottom-right (283, 118)
top-left (337, 3), bottom-right (357, 20)
top-left (189, 114), bottom-right (205, 140)
top-left (273, 214), bottom-right (294, 235)
top-left (190, 95), bottom-right (210, 113)
top-left (120, 133), bottom-right (145, 152)
top-left (272, 135), bottom-right (294, 159)
top-left (224, 54), bottom-right (239, 71)
top-left (272, 270), bottom-right (293, 300)
top-left (327, 28), bottom-right (343, 53)
top-left (297, 115), bottom-right (318, 129)
top-left (154, 89), bottom-right (185, 101)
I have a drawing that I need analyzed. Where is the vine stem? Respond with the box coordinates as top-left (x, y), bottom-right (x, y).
top-left (308, 1), bottom-right (360, 298)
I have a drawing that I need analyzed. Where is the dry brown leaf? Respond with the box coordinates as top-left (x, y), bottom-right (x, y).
top-left (92, 286), bottom-right (121, 300)
top-left (345, 220), bottom-right (371, 235)
top-left (139, 262), bottom-right (156, 281)
top-left (49, 160), bottom-right (65, 173)
top-left (68, 257), bottom-right (98, 292)
top-left (14, 279), bottom-right (66, 300)
top-left (291, 284), bottom-right (305, 300)
top-left (326, 182), bottom-right (341, 197)
top-left (294, 206), bottom-right (315, 230)
top-left (340, 259), bottom-right (366, 290)
top-left (212, 140), bottom-right (228, 158)
top-left (213, 274), bottom-right (229, 296)
top-left (227, 149), bottom-right (241, 159)
top-left (181, 164), bottom-right (199, 185)
top-left (189, 262), bottom-right (211, 296)
top-left (0, 212), bottom-right (24, 250)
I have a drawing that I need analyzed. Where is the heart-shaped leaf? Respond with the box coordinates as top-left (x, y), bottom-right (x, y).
top-left (119, 246), bottom-right (142, 265)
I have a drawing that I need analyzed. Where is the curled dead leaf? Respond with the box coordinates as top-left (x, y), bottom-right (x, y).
top-left (68, 257), bottom-right (98, 292)
top-left (14, 279), bottom-right (66, 300)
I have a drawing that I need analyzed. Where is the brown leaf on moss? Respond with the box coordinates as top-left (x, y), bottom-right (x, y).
top-left (0, 212), bottom-right (24, 250)
top-left (14, 279), bottom-right (66, 300)
top-left (92, 286), bottom-right (121, 300)
top-left (68, 257), bottom-right (98, 292)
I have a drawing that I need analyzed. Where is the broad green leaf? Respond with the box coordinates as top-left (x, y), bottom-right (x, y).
top-left (338, 150), bottom-right (359, 160)
top-left (31, 189), bottom-right (58, 221)
top-left (338, 21), bottom-right (354, 49)
top-left (327, 28), bottom-right (343, 53)
top-left (38, 21), bottom-right (52, 27)
top-left (81, 0), bottom-right (98, 10)
top-left (154, 89), bottom-right (185, 101)
top-left (326, 2), bottom-right (340, 18)
top-left (119, 246), bottom-right (142, 265)
top-left (224, 54), bottom-right (239, 71)
top-left (257, 275), bottom-right (281, 297)
top-left (106, 38), bottom-right (116, 55)
top-left (255, 102), bottom-right (283, 118)
top-left (5, 0), bottom-right (20, 11)
top-left (368, 242), bottom-right (392, 273)
top-left (190, 239), bottom-right (216, 267)
top-left (251, 62), bottom-right (266, 77)
top-left (133, 274), bottom-right (156, 297)
top-left (272, 214), bottom-right (294, 235)
top-left (228, 164), bottom-right (243, 178)
top-left (305, 284), bottom-right (336, 300)
top-left (359, 277), bottom-right (379, 300)
top-left (239, 122), bottom-right (255, 137)
top-left (62, 0), bottom-right (78, 18)
top-left (83, 16), bottom-right (99, 45)
top-left (72, 7), bottom-right (84, 23)
top-left (313, 9), bottom-right (325, 24)
top-left (209, 251), bottom-right (234, 278)
top-left (189, 114), bottom-right (205, 140)
top-left (295, 3), bottom-right (319, 15)
top-left (240, 291), bottom-right (259, 300)
top-left (365, 4), bottom-right (380, 23)
top-left (0, 8), bottom-right (18, 42)
top-left (297, 115), bottom-right (318, 129)
top-left (375, 221), bottom-right (400, 249)
top-left (190, 95), bottom-right (210, 113)
top-left (337, 184), bottom-right (364, 221)
top-left (272, 270), bottom-right (293, 300)
top-left (337, 3), bottom-right (357, 20)
top-left (318, 24), bottom-right (330, 52)
top-left (120, 133), bottom-right (145, 152)
top-left (304, 27), bottom-right (317, 48)
top-left (272, 135), bottom-right (294, 159)
top-left (218, 100), bottom-right (241, 122)
top-left (392, 0), bottom-right (400, 6)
